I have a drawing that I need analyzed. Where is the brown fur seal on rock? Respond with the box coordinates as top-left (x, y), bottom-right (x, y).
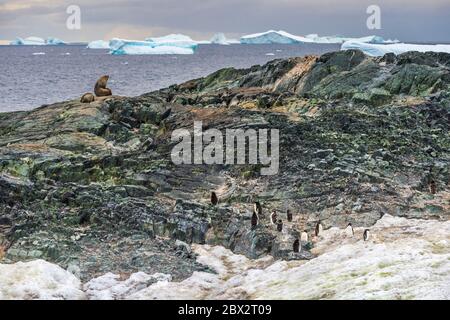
top-left (80, 93), bottom-right (95, 103)
top-left (94, 75), bottom-right (112, 97)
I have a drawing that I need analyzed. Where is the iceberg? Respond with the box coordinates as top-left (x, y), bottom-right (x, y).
top-left (10, 36), bottom-right (66, 45)
top-left (305, 34), bottom-right (397, 44)
top-left (341, 41), bottom-right (450, 57)
top-left (209, 33), bottom-right (231, 45)
top-left (240, 30), bottom-right (314, 44)
top-left (144, 34), bottom-right (198, 49)
top-left (109, 38), bottom-right (195, 55)
top-left (87, 40), bottom-right (110, 49)
top-left (10, 36), bottom-right (46, 45)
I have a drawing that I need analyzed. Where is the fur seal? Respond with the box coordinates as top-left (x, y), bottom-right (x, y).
top-left (287, 210), bottom-right (293, 222)
top-left (251, 212), bottom-right (258, 229)
top-left (276, 219), bottom-right (283, 232)
top-left (94, 75), bottom-right (112, 97)
top-left (80, 93), bottom-right (95, 103)
top-left (315, 221), bottom-right (323, 237)
top-left (345, 223), bottom-right (355, 237)
top-left (363, 229), bottom-right (370, 241)
top-left (271, 211), bottom-right (278, 224)
top-left (254, 202), bottom-right (263, 219)
top-left (293, 239), bottom-right (300, 253)
top-left (211, 192), bottom-right (218, 206)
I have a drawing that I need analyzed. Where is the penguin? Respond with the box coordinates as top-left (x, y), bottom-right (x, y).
top-left (315, 221), bottom-right (323, 237)
top-left (363, 229), bottom-right (370, 241)
top-left (277, 219), bottom-right (283, 232)
top-left (287, 210), bottom-right (293, 222)
top-left (301, 231), bottom-right (309, 242)
top-left (211, 192), bottom-right (219, 206)
top-left (429, 180), bottom-right (437, 195)
top-left (293, 239), bottom-right (300, 253)
top-left (271, 210), bottom-right (278, 225)
top-left (345, 223), bottom-right (354, 237)
top-left (251, 212), bottom-right (258, 229)
top-left (254, 202), bottom-right (262, 218)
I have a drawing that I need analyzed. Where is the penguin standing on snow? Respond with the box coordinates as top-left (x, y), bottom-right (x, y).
top-left (301, 231), bottom-right (309, 242)
top-left (277, 219), bottom-right (283, 232)
top-left (363, 229), bottom-right (371, 241)
top-left (211, 192), bottom-right (219, 206)
top-left (315, 221), bottom-right (323, 237)
top-left (293, 239), bottom-right (300, 253)
top-left (345, 223), bottom-right (355, 237)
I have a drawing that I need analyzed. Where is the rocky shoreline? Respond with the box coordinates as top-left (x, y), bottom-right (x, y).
top-left (0, 50), bottom-right (449, 283)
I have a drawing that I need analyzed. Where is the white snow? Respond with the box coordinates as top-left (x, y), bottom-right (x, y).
top-left (87, 40), bottom-right (110, 49)
top-left (240, 30), bottom-right (314, 44)
top-left (341, 41), bottom-right (450, 57)
top-left (0, 260), bottom-right (85, 300)
top-left (109, 38), bottom-right (196, 55)
top-left (1, 215), bottom-right (448, 300)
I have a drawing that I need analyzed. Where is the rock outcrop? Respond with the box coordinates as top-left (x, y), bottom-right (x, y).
top-left (0, 50), bottom-right (449, 281)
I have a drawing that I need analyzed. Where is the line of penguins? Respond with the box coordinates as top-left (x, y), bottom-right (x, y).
top-left (211, 192), bottom-right (371, 254)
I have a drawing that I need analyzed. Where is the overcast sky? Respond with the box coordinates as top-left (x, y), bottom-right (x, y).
top-left (0, 0), bottom-right (449, 42)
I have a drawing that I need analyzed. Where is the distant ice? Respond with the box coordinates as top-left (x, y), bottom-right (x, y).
top-left (342, 41), bottom-right (450, 56)
top-left (109, 38), bottom-right (195, 55)
top-left (145, 34), bottom-right (198, 50)
top-left (265, 53), bottom-right (275, 56)
top-left (240, 30), bottom-right (314, 44)
top-left (10, 37), bottom-right (66, 45)
top-left (306, 34), bottom-right (396, 44)
top-left (32, 52), bottom-right (46, 55)
top-left (87, 40), bottom-right (110, 49)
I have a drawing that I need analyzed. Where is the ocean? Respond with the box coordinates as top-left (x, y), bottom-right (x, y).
top-left (0, 44), bottom-right (340, 112)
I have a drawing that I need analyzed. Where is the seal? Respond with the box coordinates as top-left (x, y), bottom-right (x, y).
top-left (80, 93), bottom-right (95, 103)
top-left (94, 75), bottom-right (112, 97)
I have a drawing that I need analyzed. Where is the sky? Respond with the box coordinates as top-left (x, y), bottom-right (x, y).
top-left (0, 0), bottom-right (449, 43)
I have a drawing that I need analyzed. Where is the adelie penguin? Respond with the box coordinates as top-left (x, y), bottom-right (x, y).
top-left (287, 210), bottom-right (293, 222)
top-left (210, 192), bottom-right (218, 206)
top-left (315, 221), bottom-right (323, 237)
top-left (277, 219), bottom-right (283, 232)
top-left (271, 210), bottom-right (277, 224)
top-left (251, 212), bottom-right (258, 229)
top-left (363, 229), bottom-right (371, 241)
top-left (345, 223), bottom-right (355, 237)
top-left (293, 239), bottom-right (300, 253)
top-left (254, 202), bottom-right (262, 218)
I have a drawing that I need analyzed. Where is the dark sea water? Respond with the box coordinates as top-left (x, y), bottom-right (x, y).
top-left (0, 44), bottom-right (340, 112)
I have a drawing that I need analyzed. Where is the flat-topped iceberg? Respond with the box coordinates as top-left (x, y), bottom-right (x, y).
top-left (10, 36), bottom-right (66, 45)
top-left (306, 34), bottom-right (396, 44)
top-left (240, 30), bottom-right (314, 44)
top-left (341, 41), bottom-right (450, 57)
top-left (87, 40), bottom-right (110, 49)
top-left (144, 34), bottom-right (198, 49)
top-left (109, 38), bottom-right (195, 55)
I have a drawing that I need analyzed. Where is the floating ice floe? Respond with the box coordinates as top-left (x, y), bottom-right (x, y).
top-left (109, 38), bottom-right (196, 55)
top-left (341, 41), bottom-right (450, 57)
top-left (32, 52), bottom-right (46, 55)
top-left (10, 37), bottom-right (66, 45)
top-left (87, 40), bottom-right (110, 49)
top-left (145, 34), bottom-right (198, 50)
top-left (305, 34), bottom-right (397, 44)
top-left (240, 30), bottom-right (314, 44)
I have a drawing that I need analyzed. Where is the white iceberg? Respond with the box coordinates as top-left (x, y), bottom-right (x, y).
top-left (240, 30), bottom-right (314, 44)
top-left (10, 36), bottom-right (46, 45)
top-left (209, 33), bottom-right (231, 45)
top-left (144, 34), bottom-right (198, 49)
top-left (87, 40), bottom-right (110, 49)
top-left (10, 36), bottom-right (66, 45)
top-left (305, 34), bottom-right (393, 44)
top-left (109, 38), bottom-right (195, 55)
top-left (341, 41), bottom-right (450, 57)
